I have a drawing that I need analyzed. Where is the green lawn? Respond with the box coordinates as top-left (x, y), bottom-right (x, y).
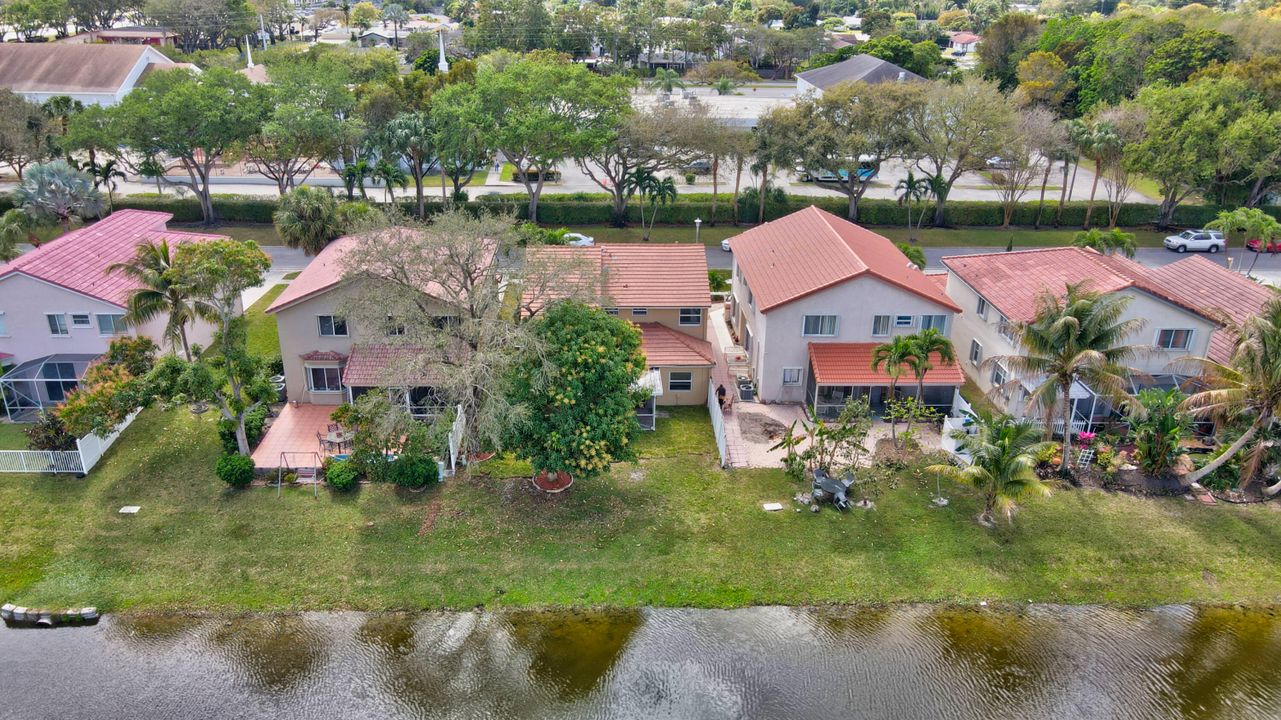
top-left (4, 406), bottom-right (1281, 612)
top-left (0, 423), bottom-right (28, 450)
top-left (245, 284), bottom-right (287, 358)
top-left (566, 223), bottom-right (1169, 249)
top-left (177, 222), bottom-right (284, 246)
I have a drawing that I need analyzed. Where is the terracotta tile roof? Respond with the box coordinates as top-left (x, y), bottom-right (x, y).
top-left (342, 344), bottom-right (441, 387)
top-left (639, 323), bottom-right (714, 367)
top-left (1145, 256), bottom-right (1278, 364)
top-left (523, 243), bottom-right (710, 310)
top-left (0, 210), bottom-right (226, 307)
top-left (728, 206), bottom-right (960, 313)
top-left (0, 44), bottom-right (160, 94)
top-left (925, 272), bottom-right (948, 291)
top-left (950, 32), bottom-right (981, 44)
top-left (807, 343), bottom-right (964, 386)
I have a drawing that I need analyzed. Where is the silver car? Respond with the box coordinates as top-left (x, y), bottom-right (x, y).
top-left (1163, 229), bottom-right (1225, 253)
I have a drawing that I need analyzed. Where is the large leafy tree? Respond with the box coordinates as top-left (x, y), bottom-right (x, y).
top-left (17, 159), bottom-right (101, 232)
top-left (104, 67), bottom-right (269, 224)
top-left (0, 89), bottom-right (49, 179)
top-left (428, 82), bottom-right (495, 201)
top-left (977, 13), bottom-right (1041, 90)
top-left (1182, 297), bottom-right (1281, 493)
top-left (993, 284), bottom-right (1143, 474)
top-left (506, 301), bottom-right (647, 482)
top-left (108, 240), bottom-right (213, 361)
top-left (929, 409), bottom-right (1053, 526)
top-left (575, 104), bottom-right (691, 227)
top-left (472, 56), bottom-right (632, 221)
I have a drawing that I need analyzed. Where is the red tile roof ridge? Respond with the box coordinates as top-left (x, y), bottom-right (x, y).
top-left (637, 322), bottom-right (715, 366)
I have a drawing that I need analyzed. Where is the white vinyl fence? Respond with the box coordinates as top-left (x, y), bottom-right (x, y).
top-left (707, 381), bottom-right (728, 468)
top-left (0, 410), bottom-right (139, 476)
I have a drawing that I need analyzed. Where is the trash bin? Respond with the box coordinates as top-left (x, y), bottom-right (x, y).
top-left (273, 383), bottom-right (287, 402)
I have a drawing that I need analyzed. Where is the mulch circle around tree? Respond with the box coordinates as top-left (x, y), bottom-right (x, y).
top-left (532, 470), bottom-right (574, 493)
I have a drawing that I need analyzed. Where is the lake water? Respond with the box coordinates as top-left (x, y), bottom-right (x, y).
top-left (2, 605), bottom-right (1279, 719)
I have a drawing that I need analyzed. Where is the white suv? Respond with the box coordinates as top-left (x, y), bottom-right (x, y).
top-left (1164, 229), bottom-right (1225, 253)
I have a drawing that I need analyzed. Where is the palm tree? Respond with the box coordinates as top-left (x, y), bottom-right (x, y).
top-left (631, 170), bottom-right (677, 241)
top-left (382, 3), bottom-right (408, 46)
top-left (895, 171), bottom-right (930, 242)
top-left (1207, 207), bottom-right (1281, 275)
top-left (649, 68), bottom-right (685, 93)
top-left (711, 77), bottom-right (739, 96)
top-left (872, 335), bottom-right (919, 441)
top-left (274, 187), bottom-right (343, 256)
top-left (1078, 120), bottom-right (1121, 230)
top-left (992, 284), bottom-right (1144, 474)
top-left (908, 328), bottom-right (956, 401)
top-left (372, 159), bottom-right (408, 203)
top-left (108, 240), bottom-right (212, 360)
top-left (341, 158), bottom-right (373, 199)
top-left (91, 158), bottom-right (126, 212)
top-left (928, 410), bottom-right (1053, 526)
top-left (17, 159), bottom-right (103, 232)
top-left (138, 155), bottom-right (166, 196)
top-left (1181, 297), bottom-right (1281, 493)
top-left (1072, 228), bottom-right (1137, 258)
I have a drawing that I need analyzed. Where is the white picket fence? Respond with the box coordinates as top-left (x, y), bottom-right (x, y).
top-left (0, 410), bottom-right (139, 476)
top-left (707, 381), bottom-right (728, 468)
top-left (940, 415), bottom-right (973, 465)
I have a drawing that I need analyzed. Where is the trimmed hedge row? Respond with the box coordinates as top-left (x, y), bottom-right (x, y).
top-left (18, 190), bottom-right (1275, 230)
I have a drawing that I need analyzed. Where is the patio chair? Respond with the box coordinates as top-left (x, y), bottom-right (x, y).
top-left (327, 423), bottom-right (341, 434)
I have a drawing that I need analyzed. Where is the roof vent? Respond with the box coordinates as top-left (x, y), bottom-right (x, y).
top-left (897, 71), bottom-right (906, 82)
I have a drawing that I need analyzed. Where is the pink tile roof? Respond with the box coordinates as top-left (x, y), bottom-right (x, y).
top-left (0, 210), bottom-right (226, 307)
top-left (524, 243), bottom-right (711, 310)
top-left (943, 248), bottom-right (1276, 364)
top-left (342, 344), bottom-right (443, 387)
top-left (267, 236), bottom-right (360, 313)
top-left (727, 206), bottom-right (960, 313)
top-left (807, 343), bottom-right (964, 386)
top-left (926, 272), bottom-right (948, 291)
top-left (639, 323), bottom-right (714, 367)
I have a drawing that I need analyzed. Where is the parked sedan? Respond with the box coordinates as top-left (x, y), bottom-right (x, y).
top-left (1247, 237), bottom-right (1281, 253)
top-left (1163, 229), bottom-right (1225, 253)
top-left (721, 239), bottom-right (732, 252)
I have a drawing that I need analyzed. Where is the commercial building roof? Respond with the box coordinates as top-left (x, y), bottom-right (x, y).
top-left (0, 44), bottom-right (166, 95)
top-left (807, 343), bottom-right (964, 386)
top-left (639, 323), bottom-right (714, 368)
top-left (0, 210), bottom-right (225, 308)
top-left (727, 205), bottom-right (960, 313)
top-left (795, 54), bottom-right (924, 90)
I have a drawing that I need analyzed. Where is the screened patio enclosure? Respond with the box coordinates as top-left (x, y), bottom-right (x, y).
top-left (806, 343), bottom-right (963, 420)
top-left (1, 354), bottom-right (98, 421)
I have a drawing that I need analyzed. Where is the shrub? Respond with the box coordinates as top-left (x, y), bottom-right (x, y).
top-left (386, 451), bottom-right (438, 488)
top-left (25, 411), bottom-right (76, 450)
top-left (215, 453), bottom-right (255, 487)
top-left (104, 336), bottom-right (158, 377)
top-left (218, 405), bottom-right (269, 454)
top-left (325, 458), bottom-right (360, 491)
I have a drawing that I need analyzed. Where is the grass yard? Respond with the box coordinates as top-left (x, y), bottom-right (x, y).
top-left (245, 284), bottom-right (287, 358)
top-left (565, 223), bottom-right (1168, 249)
top-left (189, 222), bottom-right (285, 246)
top-left (4, 406), bottom-right (1281, 612)
top-left (0, 423), bottom-right (28, 450)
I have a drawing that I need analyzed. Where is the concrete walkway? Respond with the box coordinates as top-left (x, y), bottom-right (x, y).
top-left (708, 305), bottom-right (748, 468)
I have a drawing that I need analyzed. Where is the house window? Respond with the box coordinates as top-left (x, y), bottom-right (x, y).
top-left (921, 315), bottom-right (947, 332)
top-left (802, 315), bottom-right (838, 337)
top-left (631, 308), bottom-right (648, 316)
top-left (0, 312), bottom-right (6, 336)
top-left (47, 313), bottom-right (69, 336)
top-left (70, 313), bottom-right (92, 328)
top-left (1157, 328), bottom-right (1193, 350)
top-left (990, 362), bottom-right (1007, 387)
top-left (976, 297), bottom-right (989, 320)
top-left (97, 314), bottom-right (126, 336)
top-left (306, 366), bottom-right (343, 393)
top-left (997, 314), bottom-right (1015, 341)
top-left (894, 315), bottom-right (914, 328)
top-left (679, 308), bottom-right (703, 325)
top-left (746, 286), bottom-right (754, 308)
top-left (969, 339), bottom-right (982, 366)
top-left (604, 307), bottom-right (619, 316)
top-left (782, 367), bottom-right (802, 385)
top-left (872, 315), bottom-right (891, 337)
top-left (668, 371), bottom-right (693, 392)
top-left (386, 316), bottom-right (406, 337)
top-left (317, 315), bottom-right (348, 337)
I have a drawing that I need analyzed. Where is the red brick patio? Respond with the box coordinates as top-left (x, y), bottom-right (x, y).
top-left (251, 403), bottom-right (334, 470)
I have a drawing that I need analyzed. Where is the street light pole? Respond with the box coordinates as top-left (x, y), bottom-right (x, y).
top-left (695, 217), bottom-right (702, 244)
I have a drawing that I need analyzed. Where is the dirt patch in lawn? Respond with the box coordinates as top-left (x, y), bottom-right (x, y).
top-left (737, 412), bottom-right (788, 444)
top-left (418, 500), bottom-right (442, 536)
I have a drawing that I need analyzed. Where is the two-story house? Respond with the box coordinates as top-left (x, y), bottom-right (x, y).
top-left (943, 248), bottom-right (1274, 430)
top-left (0, 210), bottom-right (226, 419)
top-left (266, 235), bottom-right (459, 417)
top-left (523, 243), bottom-right (714, 428)
top-left (727, 206), bottom-right (963, 417)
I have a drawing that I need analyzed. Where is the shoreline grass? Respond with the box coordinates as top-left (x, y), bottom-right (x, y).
top-left (3, 407), bottom-right (1281, 612)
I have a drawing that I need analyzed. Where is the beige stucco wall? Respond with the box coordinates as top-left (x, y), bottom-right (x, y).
top-left (946, 272), bottom-right (1218, 419)
top-left (731, 260), bottom-right (957, 403)
top-left (655, 365), bottom-right (710, 406)
top-left (614, 306), bottom-right (708, 340)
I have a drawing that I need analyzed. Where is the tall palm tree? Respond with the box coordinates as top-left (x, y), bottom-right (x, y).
top-left (895, 171), bottom-right (930, 242)
top-left (1072, 228), bottom-right (1137, 258)
top-left (992, 283), bottom-right (1144, 474)
top-left (274, 187), bottom-right (342, 256)
top-left (631, 171), bottom-right (677, 241)
top-left (929, 410), bottom-right (1053, 526)
top-left (342, 158), bottom-right (373, 199)
top-left (1181, 297), bottom-right (1281, 493)
top-left (908, 327), bottom-right (956, 401)
top-left (1207, 207), bottom-right (1281, 275)
top-left (372, 159), bottom-right (409, 203)
top-left (649, 68), bottom-right (685, 93)
top-left (872, 335), bottom-right (919, 441)
top-left (91, 158), bottom-right (127, 212)
top-left (382, 2), bottom-right (408, 46)
top-left (18, 159), bottom-right (103, 232)
top-left (108, 240), bottom-right (212, 360)
top-left (1078, 120), bottom-right (1121, 230)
